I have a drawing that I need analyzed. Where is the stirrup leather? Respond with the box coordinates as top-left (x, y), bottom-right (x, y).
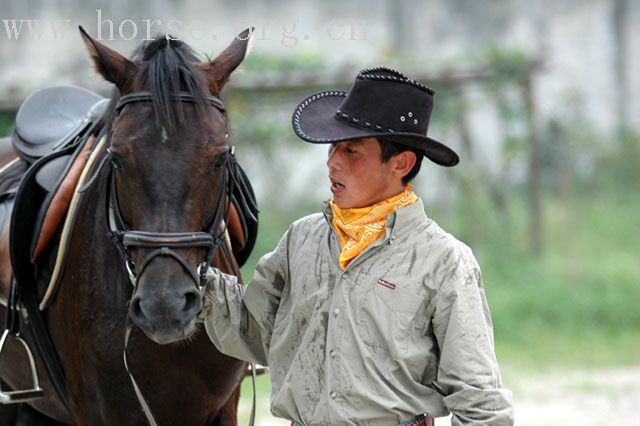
top-left (0, 329), bottom-right (44, 404)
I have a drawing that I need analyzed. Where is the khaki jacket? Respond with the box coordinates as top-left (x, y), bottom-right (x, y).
top-left (202, 200), bottom-right (514, 425)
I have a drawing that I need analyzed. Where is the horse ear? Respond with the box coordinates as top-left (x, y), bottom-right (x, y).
top-left (78, 25), bottom-right (136, 92)
top-left (201, 27), bottom-right (254, 93)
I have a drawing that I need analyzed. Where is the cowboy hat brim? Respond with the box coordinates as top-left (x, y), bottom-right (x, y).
top-left (292, 91), bottom-right (459, 167)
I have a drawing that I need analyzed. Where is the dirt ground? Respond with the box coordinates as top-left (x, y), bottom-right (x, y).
top-left (504, 365), bottom-right (640, 426)
top-left (243, 365), bottom-right (640, 425)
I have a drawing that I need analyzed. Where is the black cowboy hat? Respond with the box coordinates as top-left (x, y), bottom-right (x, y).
top-left (291, 67), bottom-right (459, 167)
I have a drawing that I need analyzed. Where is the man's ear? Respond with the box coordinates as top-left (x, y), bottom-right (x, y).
top-left (392, 150), bottom-right (417, 181)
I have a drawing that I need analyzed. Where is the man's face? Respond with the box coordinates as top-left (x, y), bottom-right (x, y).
top-left (327, 138), bottom-right (404, 209)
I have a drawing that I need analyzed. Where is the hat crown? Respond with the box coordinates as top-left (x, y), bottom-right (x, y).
top-left (357, 67), bottom-right (435, 94)
top-left (337, 68), bottom-right (435, 135)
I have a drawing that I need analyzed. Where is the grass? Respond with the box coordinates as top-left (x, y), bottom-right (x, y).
top-left (473, 190), bottom-right (640, 372)
top-left (237, 373), bottom-right (287, 425)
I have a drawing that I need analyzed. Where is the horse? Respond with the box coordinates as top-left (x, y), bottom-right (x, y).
top-left (0, 27), bottom-right (256, 425)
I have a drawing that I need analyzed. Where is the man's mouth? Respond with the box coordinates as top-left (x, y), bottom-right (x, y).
top-left (330, 178), bottom-right (345, 193)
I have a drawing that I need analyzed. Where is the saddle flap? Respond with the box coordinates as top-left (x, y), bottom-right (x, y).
top-left (13, 85), bottom-right (105, 161)
top-left (229, 160), bottom-right (259, 268)
top-left (10, 147), bottom-right (76, 287)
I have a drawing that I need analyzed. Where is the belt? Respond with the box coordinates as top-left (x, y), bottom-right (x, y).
top-left (290, 414), bottom-right (434, 426)
top-left (399, 414), bottom-right (434, 426)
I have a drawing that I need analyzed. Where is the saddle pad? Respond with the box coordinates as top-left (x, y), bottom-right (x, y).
top-left (31, 134), bottom-right (97, 261)
top-left (39, 135), bottom-right (108, 310)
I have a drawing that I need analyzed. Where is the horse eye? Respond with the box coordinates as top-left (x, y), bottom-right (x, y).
top-left (108, 151), bottom-right (125, 171)
top-left (209, 155), bottom-right (226, 173)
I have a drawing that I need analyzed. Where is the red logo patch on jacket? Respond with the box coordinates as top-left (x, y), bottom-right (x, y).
top-left (376, 278), bottom-right (396, 289)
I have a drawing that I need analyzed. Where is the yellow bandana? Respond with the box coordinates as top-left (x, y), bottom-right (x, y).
top-left (330, 186), bottom-right (418, 269)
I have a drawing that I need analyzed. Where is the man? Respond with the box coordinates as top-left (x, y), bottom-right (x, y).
top-left (201, 67), bottom-right (514, 425)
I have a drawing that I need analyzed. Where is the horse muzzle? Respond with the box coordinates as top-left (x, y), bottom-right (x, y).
top-left (128, 254), bottom-right (204, 344)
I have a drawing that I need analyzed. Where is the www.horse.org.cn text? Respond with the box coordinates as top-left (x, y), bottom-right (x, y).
top-left (2, 11), bottom-right (368, 47)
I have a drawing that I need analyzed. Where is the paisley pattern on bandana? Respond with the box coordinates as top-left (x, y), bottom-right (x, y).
top-left (330, 186), bottom-right (418, 269)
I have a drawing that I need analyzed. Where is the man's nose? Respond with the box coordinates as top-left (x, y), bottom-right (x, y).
top-left (327, 146), bottom-right (339, 169)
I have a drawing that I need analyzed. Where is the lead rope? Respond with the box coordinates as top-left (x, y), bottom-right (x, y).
top-left (124, 321), bottom-right (258, 426)
top-left (123, 321), bottom-right (159, 426)
top-left (249, 363), bottom-right (257, 426)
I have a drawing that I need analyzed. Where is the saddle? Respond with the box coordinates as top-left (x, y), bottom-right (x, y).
top-left (9, 86), bottom-right (107, 281)
top-left (13, 85), bottom-right (107, 163)
top-left (0, 85), bottom-right (106, 407)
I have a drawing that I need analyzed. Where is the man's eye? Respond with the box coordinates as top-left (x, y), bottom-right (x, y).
top-left (346, 148), bottom-right (356, 154)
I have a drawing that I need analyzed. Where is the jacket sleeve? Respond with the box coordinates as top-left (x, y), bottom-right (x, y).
top-left (201, 226), bottom-right (291, 365)
top-left (430, 245), bottom-right (514, 425)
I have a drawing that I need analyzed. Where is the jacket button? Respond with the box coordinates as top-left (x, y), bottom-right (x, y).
top-left (329, 349), bottom-right (336, 358)
top-left (329, 391), bottom-right (337, 399)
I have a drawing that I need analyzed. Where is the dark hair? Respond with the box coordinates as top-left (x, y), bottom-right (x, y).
top-left (131, 34), bottom-right (208, 133)
top-left (377, 138), bottom-right (424, 184)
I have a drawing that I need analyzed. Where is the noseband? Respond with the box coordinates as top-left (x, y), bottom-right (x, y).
top-left (104, 91), bottom-right (235, 293)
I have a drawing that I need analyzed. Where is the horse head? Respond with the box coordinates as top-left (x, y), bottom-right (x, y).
top-left (79, 27), bottom-right (252, 344)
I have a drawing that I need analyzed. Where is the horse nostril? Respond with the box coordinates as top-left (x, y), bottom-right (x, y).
top-left (182, 290), bottom-right (201, 319)
top-left (130, 296), bottom-right (148, 325)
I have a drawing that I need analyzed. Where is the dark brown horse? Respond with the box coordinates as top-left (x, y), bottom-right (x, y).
top-left (0, 27), bottom-right (254, 425)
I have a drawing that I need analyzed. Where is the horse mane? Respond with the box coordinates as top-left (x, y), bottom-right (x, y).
top-left (99, 34), bottom-right (210, 135)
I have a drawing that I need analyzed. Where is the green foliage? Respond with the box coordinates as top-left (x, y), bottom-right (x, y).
top-left (483, 45), bottom-right (531, 83)
top-left (0, 113), bottom-right (15, 136)
top-left (241, 50), bottom-right (327, 72)
top-left (472, 189), bottom-right (640, 370)
top-left (593, 132), bottom-right (640, 193)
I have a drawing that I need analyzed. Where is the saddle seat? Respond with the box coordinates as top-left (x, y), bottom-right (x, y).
top-left (13, 85), bottom-right (107, 163)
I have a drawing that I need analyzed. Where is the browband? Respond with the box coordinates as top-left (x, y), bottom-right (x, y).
top-left (116, 91), bottom-right (226, 113)
top-left (122, 231), bottom-right (214, 249)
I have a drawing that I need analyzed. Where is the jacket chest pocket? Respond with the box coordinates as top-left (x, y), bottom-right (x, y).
top-left (354, 274), bottom-right (425, 354)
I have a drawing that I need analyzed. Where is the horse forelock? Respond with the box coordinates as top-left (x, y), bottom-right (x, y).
top-left (128, 34), bottom-right (210, 134)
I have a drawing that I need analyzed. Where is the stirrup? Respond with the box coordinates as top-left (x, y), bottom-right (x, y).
top-left (0, 329), bottom-right (44, 404)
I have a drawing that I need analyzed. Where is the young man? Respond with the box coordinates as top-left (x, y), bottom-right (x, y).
top-left (201, 68), bottom-right (514, 425)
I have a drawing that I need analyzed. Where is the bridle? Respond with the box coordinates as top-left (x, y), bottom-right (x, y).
top-left (104, 91), bottom-right (236, 293)
top-left (83, 91), bottom-right (245, 426)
